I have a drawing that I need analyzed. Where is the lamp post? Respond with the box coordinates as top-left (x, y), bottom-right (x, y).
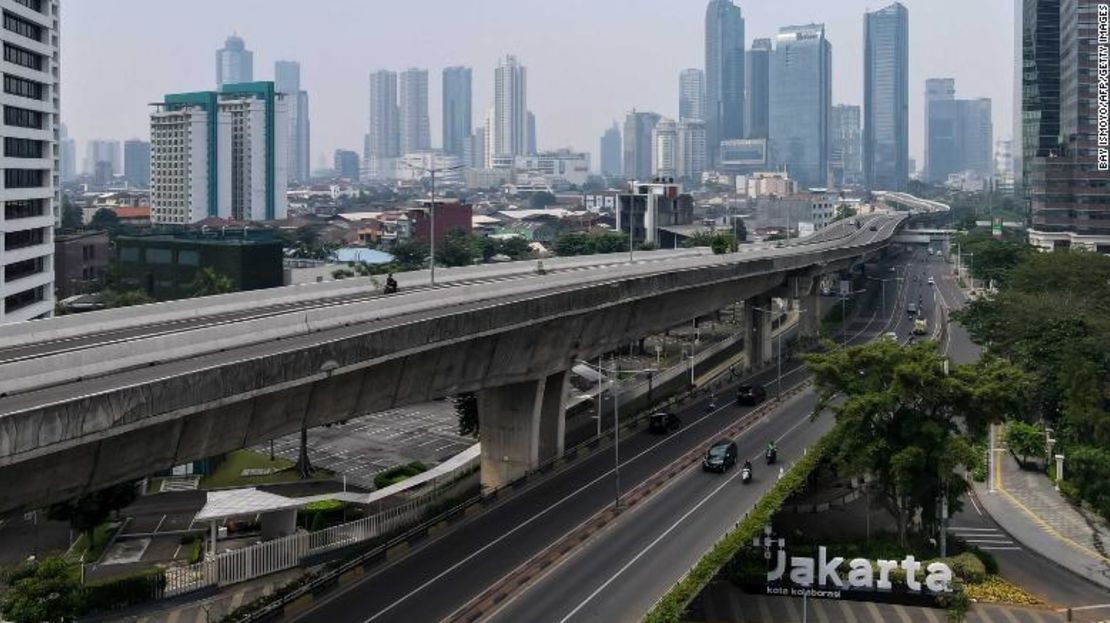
top-left (400, 161), bottom-right (465, 286)
top-left (580, 360), bottom-right (656, 509)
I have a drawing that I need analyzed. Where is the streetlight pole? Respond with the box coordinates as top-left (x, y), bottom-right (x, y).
top-left (401, 161), bottom-right (464, 286)
top-left (580, 360), bottom-right (655, 509)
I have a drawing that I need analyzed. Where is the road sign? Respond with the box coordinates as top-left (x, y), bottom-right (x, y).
top-left (839, 280), bottom-right (851, 297)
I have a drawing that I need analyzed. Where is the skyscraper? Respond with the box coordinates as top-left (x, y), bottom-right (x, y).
top-left (1, 0), bottom-right (60, 323)
top-left (678, 119), bottom-right (708, 182)
top-left (769, 24), bottom-right (832, 189)
top-left (705, 0), bottom-right (745, 164)
top-left (443, 66), bottom-right (472, 158)
top-left (1027, 0), bottom-right (1110, 250)
top-left (925, 79), bottom-right (993, 183)
top-left (334, 149), bottom-right (360, 181)
top-left (60, 124), bottom-right (76, 184)
top-left (216, 34), bottom-right (253, 88)
top-left (624, 111), bottom-right (661, 180)
top-left (368, 70), bottom-right (400, 176)
top-left (1018, 0), bottom-right (1060, 190)
top-left (863, 2), bottom-right (909, 190)
top-left (85, 140), bottom-right (121, 176)
top-left (491, 55), bottom-right (527, 164)
top-left (745, 38), bottom-right (772, 140)
top-left (527, 111), bottom-right (537, 155)
top-left (124, 139), bottom-right (151, 188)
top-left (831, 105), bottom-right (862, 187)
top-left (653, 118), bottom-right (678, 178)
top-left (275, 61), bottom-right (311, 184)
top-left (679, 68), bottom-right (705, 122)
top-left (150, 82), bottom-right (289, 225)
top-left (399, 69), bottom-right (431, 155)
top-left (600, 122), bottom-right (622, 177)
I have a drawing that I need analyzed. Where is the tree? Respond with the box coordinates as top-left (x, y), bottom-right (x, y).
top-left (805, 341), bottom-right (1031, 546)
top-left (88, 208), bottom-right (119, 231)
top-left (391, 239), bottom-right (429, 271)
top-left (189, 267), bottom-right (234, 297)
top-left (1005, 421), bottom-right (1044, 467)
top-left (592, 231), bottom-right (628, 254)
top-left (60, 197), bottom-right (82, 230)
top-left (835, 204), bottom-right (857, 221)
top-left (683, 230), bottom-right (736, 254)
top-left (497, 236), bottom-right (532, 260)
top-left (529, 192), bottom-right (558, 209)
top-left (454, 392), bottom-right (479, 438)
top-left (102, 289), bottom-right (154, 309)
top-left (553, 232), bottom-right (594, 256)
top-left (436, 229), bottom-right (479, 267)
top-left (0, 558), bottom-right (83, 623)
top-left (47, 482), bottom-right (138, 552)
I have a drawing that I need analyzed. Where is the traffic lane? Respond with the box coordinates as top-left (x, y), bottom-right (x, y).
top-left (485, 392), bottom-right (831, 623)
top-left (296, 366), bottom-right (815, 623)
top-left (950, 494), bottom-right (1110, 609)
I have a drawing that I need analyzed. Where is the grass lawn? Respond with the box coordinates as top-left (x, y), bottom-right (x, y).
top-left (66, 522), bottom-right (114, 563)
top-left (200, 450), bottom-right (334, 489)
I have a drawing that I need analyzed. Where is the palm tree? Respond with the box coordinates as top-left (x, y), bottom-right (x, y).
top-left (190, 267), bottom-right (234, 297)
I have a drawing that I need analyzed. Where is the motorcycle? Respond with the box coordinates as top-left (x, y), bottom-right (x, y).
top-left (741, 465), bottom-right (752, 484)
top-left (765, 447), bottom-right (777, 465)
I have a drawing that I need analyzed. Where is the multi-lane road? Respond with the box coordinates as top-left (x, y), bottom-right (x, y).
top-left (293, 248), bottom-right (923, 623)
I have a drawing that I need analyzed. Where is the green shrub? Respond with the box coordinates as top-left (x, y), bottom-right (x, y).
top-left (945, 552), bottom-right (986, 584)
top-left (303, 499), bottom-right (345, 513)
top-left (1065, 445), bottom-right (1110, 521)
top-left (83, 570), bottom-right (166, 614)
top-left (373, 462), bottom-right (429, 490)
top-left (968, 547), bottom-right (999, 575)
top-left (189, 540), bottom-right (203, 564)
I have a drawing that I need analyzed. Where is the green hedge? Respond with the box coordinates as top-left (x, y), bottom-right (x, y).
top-left (374, 462), bottom-right (429, 490)
top-left (643, 423), bottom-right (843, 623)
top-left (83, 569), bottom-right (166, 614)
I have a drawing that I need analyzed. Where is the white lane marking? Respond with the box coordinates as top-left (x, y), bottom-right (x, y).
top-left (557, 406), bottom-right (821, 623)
top-left (978, 547), bottom-right (1023, 551)
top-left (947, 527), bottom-right (1001, 532)
top-left (350, 382), bottom-right (767, 623)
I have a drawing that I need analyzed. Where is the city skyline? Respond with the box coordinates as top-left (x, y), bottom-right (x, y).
top-left (61, 0), bottom-right (1014, 172)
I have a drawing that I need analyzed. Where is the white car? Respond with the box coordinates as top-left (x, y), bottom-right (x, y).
top-left (927, 277), bottom-right (935, 286)
top-left (883, 332), bottom-right (899, 342)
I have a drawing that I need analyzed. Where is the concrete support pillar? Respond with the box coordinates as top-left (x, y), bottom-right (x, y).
top-left (746, 295), bottom-right (774, 370)
top-left (799, 282), bottom-right (823, 338)
top-left (478, 370), bottom-right (567, 491)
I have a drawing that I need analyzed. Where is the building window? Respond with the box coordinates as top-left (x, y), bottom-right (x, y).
top-left (81, 244), bottom-right (95, 261)
top-left (4, 168), bottom-right (45, 188)
top-left (2, 42), bottom-right (41, 70)
top-left (4, 226), bottom-right (44, 250)
top-left (146, 248), bottom-right (172, 264)
top-left (4, 284), bottom-right (44, 314)
top-left (4, 256), bottom-right (43, 282)
top-left (4, 136), bottom-right (43, 158)
top-left (11, 0), bottom-right (43, 13)
top-left (2, 11), bottom-right (42, 42)
top-left (3, 198), bottom-right (45, 219)
top-left (119, 247), bottom-right (139, 262)
top-left (178, 250), bottom-right (199, 266)
top-left (4, 104), bottom-right (42, 129)
top-left (4, 73), bottom-right (44, 100)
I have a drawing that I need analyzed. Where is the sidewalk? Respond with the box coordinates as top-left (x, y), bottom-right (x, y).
top-left (973, 452), bottom-right (1110, 592)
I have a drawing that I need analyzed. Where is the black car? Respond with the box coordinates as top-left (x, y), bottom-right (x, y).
top-left (648, 411), bottom-right (681, 434)
top-left (736, 384), bottom-right (767, 406)
top-left (869, 224), bottom-right (878, 231)
top-left (702, 439), bottom-right (738, 473)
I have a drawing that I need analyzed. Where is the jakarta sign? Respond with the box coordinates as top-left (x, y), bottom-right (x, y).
top-left (757, 537), bottom-right (953, 595)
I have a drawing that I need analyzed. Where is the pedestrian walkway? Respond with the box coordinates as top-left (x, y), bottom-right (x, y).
top-left (973, 451), bottom-right (1110, 592)
top-left (948, 524), bottom-right (1021, 552)
top-left (99, 569), bottom-right (302, 623)
top-left (695, 584), bottom-right (1071, 622)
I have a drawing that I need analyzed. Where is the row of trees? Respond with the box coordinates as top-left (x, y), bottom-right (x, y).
top-left (955, 248), bottom-right (1110, 519)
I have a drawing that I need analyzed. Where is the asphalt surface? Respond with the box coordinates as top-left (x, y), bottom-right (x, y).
top-left (0, 214), bottom-right (900, 415)
top-left (292, 247), bottom-right (912, 623)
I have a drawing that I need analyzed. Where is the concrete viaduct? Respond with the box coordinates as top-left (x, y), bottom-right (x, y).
top-left (0, 211), bottom-right (937, 513)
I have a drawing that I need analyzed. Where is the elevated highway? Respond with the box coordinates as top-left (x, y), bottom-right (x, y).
top-left (0, 211), bottom-right (937, 513)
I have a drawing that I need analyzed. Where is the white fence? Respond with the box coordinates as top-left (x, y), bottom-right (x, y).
top-left (164, 463), bottom-right (476, 597)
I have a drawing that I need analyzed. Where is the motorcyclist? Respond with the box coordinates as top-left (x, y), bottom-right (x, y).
top-left (743, 460), bottom-right (752, 472)
top-left (384, 273), bottom-right (398, 294)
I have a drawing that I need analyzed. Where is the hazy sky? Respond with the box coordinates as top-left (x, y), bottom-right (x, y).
top-left (62, 0), bottom-right (1015, 171)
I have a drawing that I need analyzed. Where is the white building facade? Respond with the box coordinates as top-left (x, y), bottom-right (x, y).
top-left (0, 0), bottom-right (61, 323)
top-left (652, 118), bottom-right (678, 178)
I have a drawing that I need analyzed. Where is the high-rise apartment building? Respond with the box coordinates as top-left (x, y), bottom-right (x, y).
top-left (745, 38), bottom-right (772, 141)
top-left (1027, 0), bottom-right (1110, 251)
top-left (59, 124), bottom-right (76, 184)
top-left (925, 79), bottom-right (993, 183)
top-left (0, 0), bottom-right (60, 323)
top-left (150, 82), bottom-right (288, 225)
top-left (831, 105), bottom-right (862, 187)
top-left (1019, 0), bottom-right (1061, 190)
top-left (490, 55), bottom-right (527, 165)
top-left (624, 111), bottom-right (661, 180)
top-left (443, 66), bottom-right (472, 158)
top-left (368, 70), bottom-right (400, 177)
top-left (679, 68), bottom-right (705, 122)
top-left (600, 122), bottom-right (622, 177)
top-left (124, 139), bottom-right (151, 188)
top-left (769, 24), bottom-right (832, 189)
top-left (85, 140), bottom-right (120, 176)
top-left (863, 2), bottom-right (910, 190)
top-left (399, 68), bottom-right (431, 155)
top-left (705, 0), bottom-right (745, 164)
top-left (527, 111), bottom-right (537, 156)
top-left (216, 34), bottom-right (253, 88)
top-left (275, 61), bottom-right (310, 184)
top-left (678, 119), bottom-right (708, 182)
top-left (653, 118), bottom-right (678, 179)
top-left (464, 127), bottom-right (486, 170)
top-left (334, 150), bottom-right (360, 181)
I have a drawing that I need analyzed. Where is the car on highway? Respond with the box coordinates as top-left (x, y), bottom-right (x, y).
top-left (882, 332), bottom-right (899, 342)
top-left (648, 411), bottom-right (681, 434)
top-left (736, 384), bottom-right (767, 406)
top-left (702, 439), bottom-right (738, 473)
top-left (927, 277), bottom-right (935, 286)
top-left (869, 224), bottom-right (878, 231)
top-left (906, 302), bottom-right (918, 316)
top-left (914, 318), bottom-right (928, 335)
